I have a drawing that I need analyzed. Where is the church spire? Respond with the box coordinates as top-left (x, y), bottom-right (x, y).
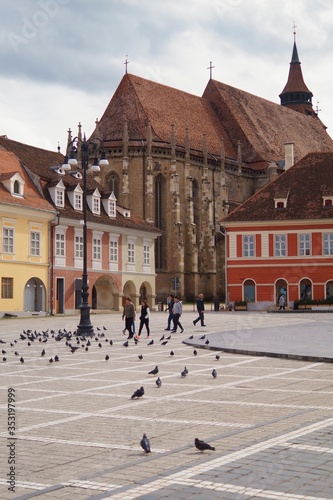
top-left (279, 25), bottom-right (316, 118)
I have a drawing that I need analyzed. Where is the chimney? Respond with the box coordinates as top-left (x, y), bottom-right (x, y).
top-left (284, 141), bottom-right (294, 170)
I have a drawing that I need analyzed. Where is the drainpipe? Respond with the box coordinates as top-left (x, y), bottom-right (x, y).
top-left (49, 213), bottom-right (60, 315)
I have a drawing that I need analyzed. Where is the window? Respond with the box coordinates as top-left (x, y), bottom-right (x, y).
top-left (300, 279), bottom-right (312, 300)
top-left (55, 232), bottom-right (65, 257)
top-left (93, 237), bottom-right (101, 260)
top-left (274, 234), bottom-right (286, 257)
top-left (109, 200), bottom-right (116, 217)
top-left (276, 201), bottom-right (285, 208)
top-left (75, 235), bottom-right (83, 258)
top-left (13, 180), bottom-right (20, 194)
top-left (143, 243), bottom-right (150, 265)
top-left (299, 233), bottom-right (311, 256)
top-left (56, 188), bottom-right (64, 207)
top-left (109, 239), bottom-right (118, 262)
top-left (324, 199), bottom-right (333, 207)
top-left (92, 197), bottom-right (100, 214)
top-left (243, 279), bottom-right (255, 302)
top-left (74, 192), bottom-right (83, 210)
top-left (323, 233), bottom-right (333, 255)
top-left (127, 241), bottom-right (135, 264)
top-left (243, 235), bottom-right (255, 257)
top-left (3, 227), bottom-right (14, 253)
top-left (1, 277), bottom-right (13, 298)
top-left (30, 231), bottom-right (41, 256)
top-left (326, 280), bottom-right (333, 299)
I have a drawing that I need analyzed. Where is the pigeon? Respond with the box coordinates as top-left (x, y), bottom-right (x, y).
top-left (19, 357), bottom-right (24, 364)
top-left (20, 334), bottom-right (26, 340)
top-left (215, 355), bottom-right (220, 360)
top-left (159, 334), bottom-right (165, 341)
top-left (193, 349), bottom-right (197, 356)
top-left (183, 366), bottom-right (188, 375)
top-left (71, 346), bottom-right (80, 353)
top-left (140, 433), bottom-right (151, 453)
top-left (14, 351), bottom-right (19, 356)
top-left (109, 340), bottom-right (113, 346)
top-left (161, 340), bottom-right (168, 346)
top-left (170, 350), bottom-right (174, 356)
top-left (147, 339), bottom-right (154, 346)
top-left (49, 358), bottom-right (54, 363)
top-left (194, 438), bottom-right (215, 452)
top-left (166, 335), bottom-right (171, 340)
top-left (212, 369), bottom-right (217, 378)
top-left (1, 350), bottom-right (6, 354)
top-left (205, 339), bottom-right (210, 345)
top-left (148, 365), bottom-right (159, 375)
top-left (0, 339), bottom-right (6, 344)
top-left (3, 357), bottom-right (6, 362)
top-left (105, 354), bottom-right (109, 361)
top-left (181, 369), bottom-right (187, 378)
top-left (199, 335), bottom-right (206, 340)
top-left (188, 335), bottom-right (194, 339)
top-left (54, 355), bottom-right (59, 362)
top-left (98, 343), bottom-right (102, 348)
top-left (123, 341), bottom-right (129, 347)
top-left (156, 377), bottom-right (162, 388)
top-left (131, 386), bottom-right (144, 399)
top-left (138, 354), bottom-right (143, 360)
top-left (103, 326), bottom-right (107, 330)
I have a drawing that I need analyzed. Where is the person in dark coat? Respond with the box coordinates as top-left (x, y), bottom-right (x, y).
top-left (193, 293), bottom-right (206, 327)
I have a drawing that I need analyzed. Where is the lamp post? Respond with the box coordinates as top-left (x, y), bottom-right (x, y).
top-left (62, 133), bottom-right (108, 337)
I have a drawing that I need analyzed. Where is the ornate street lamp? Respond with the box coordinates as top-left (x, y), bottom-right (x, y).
top-left (62, 133), bottom-right (109, 336)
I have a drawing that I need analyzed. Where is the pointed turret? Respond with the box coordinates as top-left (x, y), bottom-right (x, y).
top-left (279, 34), bottom-right (316, 118)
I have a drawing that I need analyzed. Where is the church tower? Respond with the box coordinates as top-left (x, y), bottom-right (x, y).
top-left (279, 29), bottom-right (317, 118)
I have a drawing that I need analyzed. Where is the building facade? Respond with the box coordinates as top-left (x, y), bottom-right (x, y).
top-left (222, 152), bottom-right (333, 310)
top-left (0, 137), bottom-right (160, 316)
top-left (83, 39), bottom-right (333, 303)
top-left (0, 150), bottom-right (57, 316)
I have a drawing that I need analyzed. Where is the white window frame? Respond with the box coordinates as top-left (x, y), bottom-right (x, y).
top-left (75, 234), bottom-right (83, 258)
top-left (274, 234), bottom-right (287, 257)
top-left (92, 196), bottom-right (100, 214)
top-left (323, 233), bottom-right (333, 256)
top-left (243, 234), bottom-right (255, 257)
top-left (298, 233), bottom-right (311, 256)
top-left (74, 192), bottom-right (83, 211)
top-left (30, 231), bottom-right (41, 256)
top-left (3, 227), bottom-right (14, 254)
top-left (55, 188), bottom-right (65, 207)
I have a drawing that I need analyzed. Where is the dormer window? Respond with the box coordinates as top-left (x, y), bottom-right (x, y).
top-left (102, 191), bottom-right (117, 218)
top-left (0, 172), bottom-right (25, 197)
top-left (67, 184), bottom-right (83, 211)
top-left (87, 188), bottom-right (101, 215)
top-left (48, 179), bottom-right (66, 208)
top-left (323, 197), bottom-right (333, 207)
top-left (274, 199), bottom-right (287, 209)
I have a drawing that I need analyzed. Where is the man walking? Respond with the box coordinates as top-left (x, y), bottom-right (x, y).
top-left (165, 294), bottom-right (174, 331)
top-left (193, 293), bottom-right (206, 327)
top-left (171, 296), bottom-right (184, 333)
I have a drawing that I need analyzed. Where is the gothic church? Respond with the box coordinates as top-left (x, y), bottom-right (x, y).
top-left (74, 38), bottom-right (333, 302)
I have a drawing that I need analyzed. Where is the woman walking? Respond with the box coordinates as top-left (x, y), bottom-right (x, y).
top-left (135, 300), bottom-right (150, 339)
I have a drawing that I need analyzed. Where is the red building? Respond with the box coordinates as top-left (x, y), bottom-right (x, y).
top-left (222, 152), bottom-right (333, 310)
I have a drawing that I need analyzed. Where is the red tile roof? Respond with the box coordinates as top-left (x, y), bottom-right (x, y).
top-left (0, 150), bottom-right (55, 212)
top-left (222, 152), bottom-right (333, 223)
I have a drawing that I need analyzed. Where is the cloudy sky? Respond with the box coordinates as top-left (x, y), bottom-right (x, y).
top-left (1, 0), bottom-right (333, 152)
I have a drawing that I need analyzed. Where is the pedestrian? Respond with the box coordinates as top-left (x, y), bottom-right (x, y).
top-left (278, 294), bottom-right (286, 311)
top-left (122, 297), bottom-right (136, 339)
top-left (165, 294), bottom-right (174, 331)
top-left (193, 293), bottom-right (206, 327)
top-left (171, 296), bottom-right (184, 333)
top-left (135, 300), bottom-right (150, 339)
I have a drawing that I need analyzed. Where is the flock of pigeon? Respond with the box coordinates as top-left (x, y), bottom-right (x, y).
top-left (1, 328), bottom-right (218, 455)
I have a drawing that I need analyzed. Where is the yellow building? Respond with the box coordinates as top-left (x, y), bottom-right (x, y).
top-left (0, 150), bottom-right (57, 316)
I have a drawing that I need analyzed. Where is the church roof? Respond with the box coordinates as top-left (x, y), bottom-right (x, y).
top-left (203, 79), bottom-right (332, 164)
top-left (93, 70), bottom-right (333, 167)
top-left (91, 73), bottom-right (236, 158)
top-left (221, 151), bottom-right (333, 224)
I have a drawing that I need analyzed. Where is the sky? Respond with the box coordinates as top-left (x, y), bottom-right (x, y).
top-left (1, 0), bottom-right (333, 153)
